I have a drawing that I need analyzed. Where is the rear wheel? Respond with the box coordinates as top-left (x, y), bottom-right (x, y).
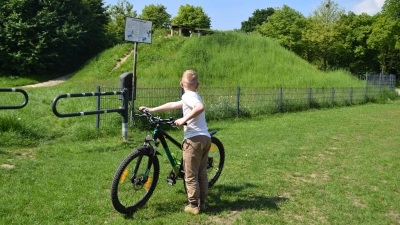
top-left (110, 147), bottom-right (159, 214)
top-left (208, 137), bottom-right (225, 187)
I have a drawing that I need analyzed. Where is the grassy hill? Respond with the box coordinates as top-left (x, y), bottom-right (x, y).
top-left (0, 30), bottom-right (382, 147)
top-left (67, 30), bottom-right (364, 89)
top-left (1, 30), bottom-right (365, 89)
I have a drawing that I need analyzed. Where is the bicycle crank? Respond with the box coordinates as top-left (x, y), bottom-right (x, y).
top-left (166, 169), bottom-right (177, 185)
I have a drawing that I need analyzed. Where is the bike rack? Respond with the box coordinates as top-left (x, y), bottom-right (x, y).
top-left (52, 89), bottom-right (129, 140)
top-left (0, 88), bottom-right (29, 110)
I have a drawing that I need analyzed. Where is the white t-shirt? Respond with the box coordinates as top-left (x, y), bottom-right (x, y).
top-left (181, 90), bottom-right (210, 139)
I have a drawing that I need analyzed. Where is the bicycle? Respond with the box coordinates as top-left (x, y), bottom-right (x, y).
top-left (110, 108), bottom-right (225, 215)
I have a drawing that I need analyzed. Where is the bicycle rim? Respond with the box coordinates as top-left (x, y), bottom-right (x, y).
top-left (208, 137), bottom-right (225, 187)
top-left (110, 149), bottom-right (159, 214)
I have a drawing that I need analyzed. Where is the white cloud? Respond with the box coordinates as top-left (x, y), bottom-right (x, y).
top-left (352, 0), bottom-right (385, 15)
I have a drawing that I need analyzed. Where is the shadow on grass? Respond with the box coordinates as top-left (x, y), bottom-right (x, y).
top-left (153, 183), bottom-right (287, 216)
top-left (206, 183), bottom-right (289, 214)
top-left (116, 183), bottom-right (289, 220)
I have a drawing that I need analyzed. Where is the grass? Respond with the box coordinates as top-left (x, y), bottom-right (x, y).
top-left (1, 101), bottom-right (400, 224)
top-left (1, 31), bottom-right (367, 89)
top-left (0, 30), bottom-right (399, 224)
top-left (1, 31), bottom-right (385, 148)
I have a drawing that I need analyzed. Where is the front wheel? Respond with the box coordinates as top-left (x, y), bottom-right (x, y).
top-left (110, 147), bottom-right (160, 214)
top-left (208, 136), bottom-right (225, 187)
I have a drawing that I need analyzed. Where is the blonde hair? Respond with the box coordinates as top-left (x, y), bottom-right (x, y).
top-left (181, 70), bottom-right (198, 88)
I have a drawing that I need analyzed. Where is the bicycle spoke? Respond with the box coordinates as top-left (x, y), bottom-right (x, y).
top-left (207, 137), bottom-right (225, 188)
top-left (111, 149), bottom-right (159, 214)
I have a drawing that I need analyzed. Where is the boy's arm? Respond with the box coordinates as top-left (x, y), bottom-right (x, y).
top-left (174, 102), bottom-right (204, 126)
top-left (139, 101), bottom-right (182, 113)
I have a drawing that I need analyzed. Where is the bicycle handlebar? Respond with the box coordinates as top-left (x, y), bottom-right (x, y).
top-left (135, 108), bottom-right (177, 127)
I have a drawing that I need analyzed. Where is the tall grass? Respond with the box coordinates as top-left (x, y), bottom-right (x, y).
top-left (9, 30), bottom-right (365, 90)
top-left (0, 31), bottom-right (395, 146)
top-left (115, 31), bottom-right (365, 88)
top-left (1, 31), bottom-right (368, 89)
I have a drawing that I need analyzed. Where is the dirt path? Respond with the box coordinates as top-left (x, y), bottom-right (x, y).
top-left (21, 50), bottom-right (133, 88)
top-left (22, 73), bottom-right (75, 88)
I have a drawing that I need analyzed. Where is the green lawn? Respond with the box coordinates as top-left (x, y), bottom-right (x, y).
top-left (1, 30), bottom-right (399, 224)
top-left (1, 101), bottom-right (399, 224)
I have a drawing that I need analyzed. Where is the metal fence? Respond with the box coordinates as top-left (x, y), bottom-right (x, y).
top-left (366, 74), bottom-right (397, 90)
top-left (96, 75), bottom-right (396, 129)
top-left (0, 88), bottom-right (29, 110)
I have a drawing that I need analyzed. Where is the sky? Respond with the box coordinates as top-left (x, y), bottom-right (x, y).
top-left (102, 0), bottom-right (385, 30)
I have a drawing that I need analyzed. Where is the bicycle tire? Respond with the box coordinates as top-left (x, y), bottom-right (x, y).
top-left (110, 147), bottom-right (159, 214)
top-left (208, 136), bottom-right (225, 187)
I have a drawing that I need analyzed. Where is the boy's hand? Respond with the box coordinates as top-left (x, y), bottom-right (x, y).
top-left (138, 106), bottom-right (152, 112)
top-left (174, 118), bottom-right (186, 126)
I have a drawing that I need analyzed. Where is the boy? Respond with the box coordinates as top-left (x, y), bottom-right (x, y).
top-left (139, 70), bottom-right (211, 215)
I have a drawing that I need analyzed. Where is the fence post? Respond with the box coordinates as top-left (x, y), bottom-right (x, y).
top-left (96, 86), bottom-right (100, 129)
top-left (279, 87), bottom-right (282, 112)
top-left (179, 87), bottom-right (183, 118)
top-left (308, 87), bottom-right (312, 108)
top-left (390, 74), bottom-right (395, 90)
top-left (350, 87), bottom-right (353, 104)
top-left (236, 86), bottom-right (240, 118)
top-left (389, 74), bottom-right (392, 90)
top-left (365, 73), bottom-right (369, 101)
top-left (331, 87), bottom-right (335, 106)
top-left (121, 89), bottom-right (129, 141)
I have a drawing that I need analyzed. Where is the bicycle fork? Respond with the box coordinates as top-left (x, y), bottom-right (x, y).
top-left (124, 148), bottom-right (156, 191)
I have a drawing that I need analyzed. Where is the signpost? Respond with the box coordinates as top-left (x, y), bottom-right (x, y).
top-left (124, 17), bottom-right (152, 123)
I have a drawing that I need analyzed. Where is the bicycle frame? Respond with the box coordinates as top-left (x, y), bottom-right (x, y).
top-left (149, 122), bottom-right (183, 176)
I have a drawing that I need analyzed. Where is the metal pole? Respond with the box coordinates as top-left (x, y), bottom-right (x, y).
top-left (179, 87), bottom-right (183, 118)
top-left (279, 87), bottom-right (282, 112)
top-left (350, 87), bottom-right (353, 104)
top-left (122, 89), bottom-right (129, 140)
top-left (236, 86), bottom-right (240, 118)
top-left (365, 73), bottom-right (368, 101)
top-left (131, 42), bottom-right (138, 124)
top-left (96, 86), bottom-right (100, 129)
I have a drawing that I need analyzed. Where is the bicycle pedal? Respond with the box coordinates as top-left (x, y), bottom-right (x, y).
top-left (166, 178), bottom-right (176, 186)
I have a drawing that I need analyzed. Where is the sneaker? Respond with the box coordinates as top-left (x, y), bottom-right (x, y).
top-left (200, 203), bottom-right (206, 211)
top-left (184, 204), bottom-right (200, 215)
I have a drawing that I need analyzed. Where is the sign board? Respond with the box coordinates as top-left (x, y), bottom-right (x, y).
top-left (124, 17), bottom-right (153, 43)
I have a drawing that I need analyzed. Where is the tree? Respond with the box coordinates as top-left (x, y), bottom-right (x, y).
top-left (302, 0), bottom-right (345, 72)
top-left (240, 8), bottom-right (275, 33)
top-left (256, 5), bottom-right (306, 56)
top-left (382, 0), bottom-right (400, 20)
top-left (105, 0), bottom-right (137, 43)
top-left (171, 4), bottom-right (211, 29)
top-left (333, 12), bottom-right (379, 76)
top-left (380, 0), bottom-right (400, 74)
top-left (367, 14), bottom-right (400, 74)
top-left (0, 0), bottom-right (109, 75)
top-left (140, 4), bottom-right (171, 29)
